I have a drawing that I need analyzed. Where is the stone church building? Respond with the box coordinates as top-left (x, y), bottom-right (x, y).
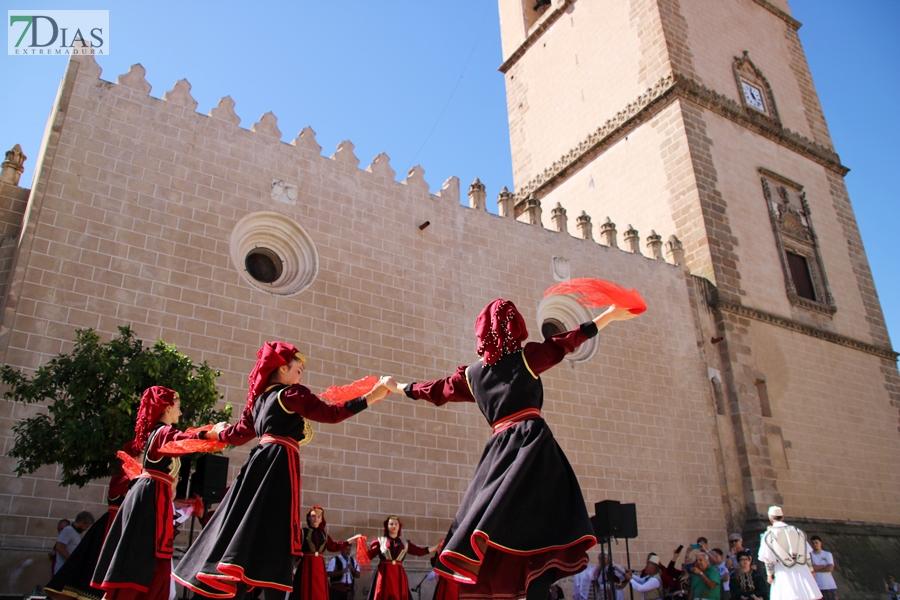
top-left (1, 0), bottom-right (898, 596)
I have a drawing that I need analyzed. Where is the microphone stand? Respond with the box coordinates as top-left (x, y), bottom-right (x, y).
top-left (411, 571), bottom-right (430, 600)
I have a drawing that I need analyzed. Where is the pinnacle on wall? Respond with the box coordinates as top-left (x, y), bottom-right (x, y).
top-left (0, 144), bottom-right (26, 186)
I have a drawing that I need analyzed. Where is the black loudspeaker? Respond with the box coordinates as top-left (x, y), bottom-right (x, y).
top-left (594, 500), bottom-right (621, 538)
top-left (593, 500), bottom-right (638, 539)
top-left (618, 503), bottom-right (638, 539)
top-left (174, 455), bottom-right (194, 499)
top-left (191, 455), bottom-right (229, 504)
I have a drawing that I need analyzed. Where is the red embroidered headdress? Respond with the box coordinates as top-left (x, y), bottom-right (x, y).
top-left (474, 299), bottom-right (528, 366)
top-left (245, 342), bottom-right (306, 416)
top-left (383, 515), bottom-right (403, 537)
top-left (124, 386), bottom-right (177, 457)
top-left (307, 506), bottom-right (326, 530)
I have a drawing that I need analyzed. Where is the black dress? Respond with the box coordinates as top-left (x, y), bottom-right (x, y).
top-left (172, 384), bottom-right (367, 597)
top-left (92, 424), bottom-right (194, 596)
top-left (406, 323), bottom-right (599, 600)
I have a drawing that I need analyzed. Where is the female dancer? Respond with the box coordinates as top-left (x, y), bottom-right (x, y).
top-left (367, 516), bottom-right (440, 600)
top-left (91, 386), bottom-right (224, 600)
top-left (289, 506), bottom-right (358, 600)
top-left (45, 465), bottom-right (129, 600)
top-left (173, 342), bottom-right (389, 599)
top-left (385, 299), bottom-right (639, 600)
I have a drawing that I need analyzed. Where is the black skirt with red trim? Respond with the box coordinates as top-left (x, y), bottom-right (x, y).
top-left (172, 442), bottom-right (299, 597)
top-left (92, 478), bottom-right (169, 593)
top-left (435, 417), bottom-right (595, 599)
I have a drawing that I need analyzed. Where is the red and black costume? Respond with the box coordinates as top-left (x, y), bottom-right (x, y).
top-left (173, 343), bottom-right (369, 598)
top-left (289, 507), bottom-right (351, 600)
top-left (403, 300), bottom-right (597, 599)
top-left (367, 518), bottom-right (431, 600)
top-left (431, 542), bottom-right (459, 600)
top-left (45, 469), bottom-right (130, 600)
top-left (91, 387), bottom-right (206, 600)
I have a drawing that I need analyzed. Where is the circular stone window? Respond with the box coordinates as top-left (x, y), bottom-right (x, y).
top-left (536, 292), bottom-right (598, 362)
top-left (230, 211), bottom-right (319, 295)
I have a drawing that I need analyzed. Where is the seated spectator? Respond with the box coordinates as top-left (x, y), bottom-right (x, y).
top-left (630, 555), bottom-right (663, 600)
top-left (53, 512), bottom-right (93, 574)
top-left (689, 552), bottom-right (721, 600)
top-left (729, 552), bottom-right (766, 600)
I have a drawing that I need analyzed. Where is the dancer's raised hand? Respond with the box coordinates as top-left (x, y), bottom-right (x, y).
top-left (364, 376), bottom-right (392, 405)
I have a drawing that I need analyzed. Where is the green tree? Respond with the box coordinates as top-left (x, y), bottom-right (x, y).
top-left (1, 326), bottom-right (231, 487)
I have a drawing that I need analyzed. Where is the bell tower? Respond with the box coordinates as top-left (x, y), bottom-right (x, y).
top-left (498, 0), bottom-right (900, 536)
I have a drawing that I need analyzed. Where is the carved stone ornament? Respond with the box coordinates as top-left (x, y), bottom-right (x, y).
top-left (271, 179), bottom-right (299, 205)
top-left (761, 171), bottom-right (836, 316)
top-left (551, 256), bottom-right (571, 282)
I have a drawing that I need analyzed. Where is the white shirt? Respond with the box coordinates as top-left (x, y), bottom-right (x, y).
top-left (717, 562), bottom-right (730, 591)
top-left (810, 551), bottom-right (836, 591)
top-left (327, 554), bottom-right (357, 585)
top-left (573, 565), bottom-right (595, 600)
top-left (630, 573), bottom-right (662, 600)
top-left (54, 525), bottom-right (82, 574)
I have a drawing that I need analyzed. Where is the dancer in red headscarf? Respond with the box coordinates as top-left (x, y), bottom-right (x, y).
top-left (288, 507), bottom-right (359, 600)
top-left (173, 343), bottom-right (390, 600)
top-left (385, 300), bottom-right (639, 600)
top-left (91, 387), bottom-right (223, 600)
top-left (367, 516), bottom-right (441, 600)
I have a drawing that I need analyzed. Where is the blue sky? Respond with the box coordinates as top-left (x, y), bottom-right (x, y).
top-left (1, 1), bottom-right (897, 345)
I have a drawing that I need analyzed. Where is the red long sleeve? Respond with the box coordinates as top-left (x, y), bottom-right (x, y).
top-left (406, 365), bottom-right (475, 405)
top-left (326, 535), bottom-right (349, 553)
top-left (405, 541), bottom-right (430, 557)
top-left (218, 407), bottom-right (257, 446)
top-left (521, 325), bottom-right (592, 375)
top-left (148, 424), bottom-right (203, 459)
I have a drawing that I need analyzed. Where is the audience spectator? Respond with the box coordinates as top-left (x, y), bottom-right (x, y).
top-left (712, 549), bottom-right (730, 600)
top-left (53, 512), bottom-right (93, 574)
top-left (573, 554), bottom-right (596, 600)
top-left (725, 534), bottom-right (745, 575)
top-left (629, 555), bottom-right (664, 600)
top-left (549, 582), bottom-right (565, 600)
top-left (591, 552), bottom-right (630, 600)
top-left (809, 537), bottom-right (836, 600)
top-left (729, 552), bottom-right (767, 600)
top-left (48, 519), bottom-right (70, 576)
top-left (689, 552), bottom-right (721, 600)
top-left (697, 538), bottom-right (722, 566)
top-left (886, 575), bottom-right (899, 600)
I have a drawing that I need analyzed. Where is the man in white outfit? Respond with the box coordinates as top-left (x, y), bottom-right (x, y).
top-left (629, 555), bottom-right (664, 600)
top-left (757, 506), bottom-right (822, 600)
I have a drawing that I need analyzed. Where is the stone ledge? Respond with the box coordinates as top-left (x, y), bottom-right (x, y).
top-left (512, 72), bottom-right (849, 211)
top-left (749, 0), bottom-right (802, 30)
top-left (744, 514), bottom-right (900, 538)
top-left (711, 299), bottom-right (898, 362)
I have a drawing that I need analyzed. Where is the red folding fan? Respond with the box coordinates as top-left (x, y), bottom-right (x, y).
top-left (544, 278), bottom-right (647, 314)
top-left (159, 424), bottom-right (227, 455)
top-left (117, 451), bottom-right (142, 480)
top-left (319, 376), bottom-right (381, 405)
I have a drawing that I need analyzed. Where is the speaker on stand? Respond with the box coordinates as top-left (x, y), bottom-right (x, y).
top-left (592, 500), bottom-right (639, 600)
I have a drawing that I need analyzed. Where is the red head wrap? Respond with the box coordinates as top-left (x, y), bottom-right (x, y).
top-left (124, 386), bottom-right (177, 457)
top-left (307, 506), bottom-right (326, 530)
top-left (245, 342), bottom-right (306, 416)
top-left (474, 299), bottom-right (528, 366)
top-left (383, 515), bottom-right (403, 537)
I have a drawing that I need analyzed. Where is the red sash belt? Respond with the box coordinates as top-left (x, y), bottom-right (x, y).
top-left (491, 408), bottom-right (542, 436)
top-left (260, 434), bottom-right (303, 554)
top-left (137, 470), bottom-right (175, 559)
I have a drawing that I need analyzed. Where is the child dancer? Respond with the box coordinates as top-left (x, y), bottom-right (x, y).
top-left (173, 342), bottom-right (389, 599)
top-left (367, 516), bottom-right (440, 600)
top-left (385, 299), bottom-right (639, 600)
top-left (289, 506), bottom-right (358, 600)
top-left (91, 386), bottom-right (223, 600)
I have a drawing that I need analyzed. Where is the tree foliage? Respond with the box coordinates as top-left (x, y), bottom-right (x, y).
top-left (2, 326), bottom-right (230, 487)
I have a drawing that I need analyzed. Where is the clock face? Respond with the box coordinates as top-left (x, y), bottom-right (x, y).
top-left (742, 81), bottom-right (766, 112)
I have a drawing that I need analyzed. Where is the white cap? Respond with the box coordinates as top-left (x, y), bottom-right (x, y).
top-left (648, 554), bottom-right (661, 566)
top-left (767, 505), bottom-right (783, 517)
